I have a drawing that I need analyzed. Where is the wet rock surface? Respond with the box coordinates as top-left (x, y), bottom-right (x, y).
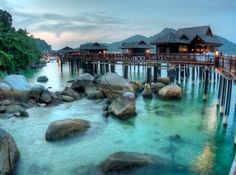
top-left (45, 118), bottom-right (91, 141)
top-left (0, 129), bottom-right (20, 175)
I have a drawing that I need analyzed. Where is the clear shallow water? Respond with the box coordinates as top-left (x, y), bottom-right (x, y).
top-left (1, 62), bottom-right (236, 175)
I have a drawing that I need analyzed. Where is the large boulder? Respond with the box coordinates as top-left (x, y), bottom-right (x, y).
top-left (108, 92), bottom-right (136, 120)
top-left (5, 104), bottom-right (24, 114)
top-left (0, 89), bottom-right (29, 102)
top-left (101, 152), bottom-right (154, 174)
top-left (157, 77), bottom-right (170, 85)
top-left (0, 74), bottom-right (31, 91)
top-left (71, 73), bottom-right (94, 93)
top-left (158, 84), bottom-right (182, 99)
top-left (62, 87), bottom-right (80, 100)
top-left (0, 129), bottom-right (20, 174)
top-left (37, 76), bottom-right (48, 82)
top-left (98, 73), bottom-right (134, 98)
top-left (39, 89), bottom-right (53, 104)
top-left (151, 82), bottom-right (166, 94)
top-left (130, 81), bottom-right (143, 92)
top-left (45, 119), bottom-right (90, 141)
top-left (87, 90), bottom-right (105, 100)
top-left (142, 84), bottom-right (153, 98)
top-left (29, 85), bottom-right (45, 102)
top-left (100, 152), bottom-right (190, 174)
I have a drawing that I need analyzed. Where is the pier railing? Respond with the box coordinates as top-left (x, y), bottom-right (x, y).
top-left (60, 52), bottom-right (236, 79)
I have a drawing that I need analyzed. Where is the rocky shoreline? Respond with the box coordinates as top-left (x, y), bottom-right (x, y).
top-left (0, 72), bottom-right (183, 174)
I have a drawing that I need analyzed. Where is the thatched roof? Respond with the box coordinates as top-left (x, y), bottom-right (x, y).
top-left (80, 42), bottom-right (107, 51)
top-left (120, 40), bottom-right (153, 49)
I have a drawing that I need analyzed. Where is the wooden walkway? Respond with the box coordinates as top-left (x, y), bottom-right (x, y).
top-left (60, 53), bottom-right (236, 80)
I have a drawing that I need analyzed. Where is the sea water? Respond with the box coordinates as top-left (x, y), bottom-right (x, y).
top-left (0, 61), bottom-right (236, 175)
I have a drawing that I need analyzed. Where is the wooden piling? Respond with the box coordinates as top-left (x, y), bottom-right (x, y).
top-left (220, 77), bottom-right (227, 114)
top-left (203, 67), bottom-right (209, 101)
top-left (223, 79), bottom-right (233, 126)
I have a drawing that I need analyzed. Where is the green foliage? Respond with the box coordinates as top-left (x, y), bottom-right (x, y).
top-left (34, 38), bottom-right (52, 52)
top-left (0, 9), bottom-right (42, 74)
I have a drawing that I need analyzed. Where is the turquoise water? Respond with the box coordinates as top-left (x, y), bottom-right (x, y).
top-left (1, 62), bottom-right (236, 175)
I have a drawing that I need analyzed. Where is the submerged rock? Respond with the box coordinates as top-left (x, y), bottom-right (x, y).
top-left (101, 152), bottom-right (154, 174)
top-left (0, 129), bottom-right (20, 174)
top-left (142, 84), bottom-right (153, 98)
top-left (158, 84), bottom-right (182, 100)
top-left (98, 73), bottom-right (134, 98)
top-left (100, 151), bottom-right (190, 175)
top-left (109, 92), bottom-right (136, 120)
top-left (37, 76), bottom-right (48, 82)
top-left (45, 118), bottom-right (90, 141)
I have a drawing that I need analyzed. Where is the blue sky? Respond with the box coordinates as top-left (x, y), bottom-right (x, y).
top-left (1, 0), bottom-right (236, 49)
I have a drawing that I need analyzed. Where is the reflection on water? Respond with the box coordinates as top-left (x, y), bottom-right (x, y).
top-left (1, 62), bottom-right (236, 175)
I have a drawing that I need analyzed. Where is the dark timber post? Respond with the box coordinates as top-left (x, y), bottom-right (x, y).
top-left (100, 63), bottom-right (105, 75)
top-left (217, 75), bottom-right (223, 106)
top-left (111, 63), bottom-right (115, 73)
top-left (60, 59), bottom-right (63, 72)
top-left (176, 65), bottom-right (179, 83)
top-left (94, 63), bottom-right (98, 75)
top-left (124, 64), bottom-right (128, 79)
top-left (147, 65), bottom-right (152, 84)
top-left (105, 62), bottom-right (109, 73)
top-left (223, 79), bottom-right (233, 126)
top-left (153, 65), bottom-right (158, 83)
top-left (192, 67), bottom-right (195, 85)
top-left (220, 77), bottom-right (227, 114)
top-left (203, 67), bottom-right (209, 101)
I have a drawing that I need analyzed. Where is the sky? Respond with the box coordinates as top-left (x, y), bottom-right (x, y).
top-left (1, 0), bottom-right (236, 50)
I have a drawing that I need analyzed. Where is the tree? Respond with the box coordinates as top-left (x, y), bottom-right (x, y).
top-left (0, 9), bottom-right (12, 30)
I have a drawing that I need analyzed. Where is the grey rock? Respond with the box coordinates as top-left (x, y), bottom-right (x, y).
top-left (37, 76), bottom-right (48, 82)
top-left (0, 129), bottom-right (20, 174)
top-left (0, 99), bottom-right (12, 106)
top-left (87, 90), bottom-right (105, 100)
top-left (39, 89), bottom-right (52, 104)
top-left (98, 73), bottom-right (134, 98)
top-left (1, 74), bottom-right (31, 91)
top-left (62, 95), bottom-right (74, 102)
top-left (29, 85), bottom-right (45, 102)
top-left (62, 87), bottom-right (80, 99)
top-left (45, 118), bottom-right (90, 141)
top-left (151, 82), bottom-right (166, 93)
top-left (157, 77), bottom-right (170, 85)
top-left (71, 73), bottom-right (94, 93)
top-left (109, 92), bottom-right (136, 120)
top-left (5, 104), bottom-right (24, 114)
top-left (158, 84), bottom-right (182, 100)
top-left (142, 84), bottom-right (153, 98)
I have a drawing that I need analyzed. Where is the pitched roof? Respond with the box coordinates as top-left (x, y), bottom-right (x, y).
top-left (120, 40), bottom-right (153, 49)
top-left (176, 26), bottom-right (211, 36)
top-left (151, 26), bottom-right (222, 46)
top-left (197, 35), bottom-right (222, 45)
top-left (150, 32), bottom-right (190, 45)
top-left (60, 46), bottom-right (73, 51)
top-left (80, 42), bottom-right (107, 50)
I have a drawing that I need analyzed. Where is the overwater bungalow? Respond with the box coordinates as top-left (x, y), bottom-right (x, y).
top-left (151, 26), bottom-right (222, 54)
top-left (79, 42), bottom-right (107, 54)
top-left (120, 40), bottom-right (153, 54)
